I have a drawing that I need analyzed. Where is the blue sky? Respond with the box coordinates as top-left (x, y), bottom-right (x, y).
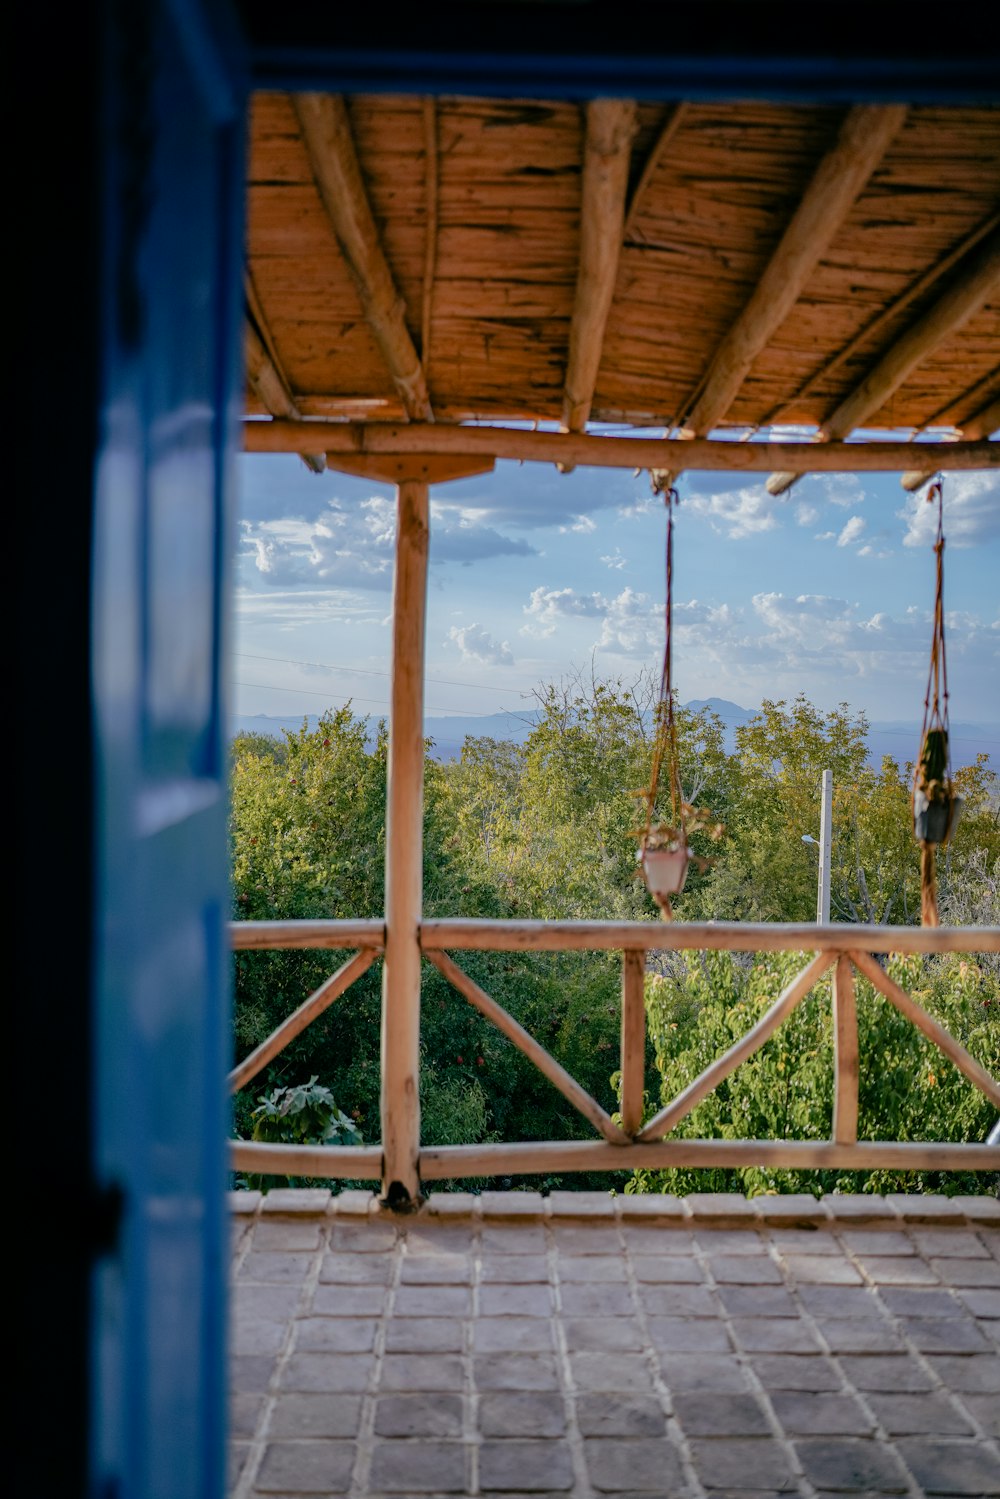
top-left (233, 449), bottom-right (999, 728)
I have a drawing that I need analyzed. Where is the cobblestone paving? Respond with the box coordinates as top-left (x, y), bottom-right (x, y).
top-left (229, 1190), bottom-right (1000, 1498)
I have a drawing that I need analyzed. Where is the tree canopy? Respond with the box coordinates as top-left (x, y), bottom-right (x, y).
top-left (229, 675), bottom-right (999, 1196)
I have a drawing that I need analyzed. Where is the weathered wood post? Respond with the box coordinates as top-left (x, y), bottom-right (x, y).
top-left (324, 452), bottom-right (496, 1208)
top-left (381, 477), bottom-right (430, 1206)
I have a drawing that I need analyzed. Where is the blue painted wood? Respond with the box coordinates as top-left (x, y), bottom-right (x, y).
top-left (89, 4), bottom-right (244, 1497)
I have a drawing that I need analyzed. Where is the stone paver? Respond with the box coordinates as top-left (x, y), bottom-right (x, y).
top-left (229, 1191), bottom-right (1000, 1497)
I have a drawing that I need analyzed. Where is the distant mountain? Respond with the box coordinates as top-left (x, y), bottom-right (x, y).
top-left (231, 704), bottom-right (998, 772)
top-left (683, 697), bottom-right (756, 726)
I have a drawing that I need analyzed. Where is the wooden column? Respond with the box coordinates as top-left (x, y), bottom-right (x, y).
top-left (832, 955), bottom-right (859, 1145)
top-left (381, 478), bottom-right (430, 1206)
top-left (620, 950), bottom-right (646, 1136)
top-left (320, 452), bottom-right (495, 1209)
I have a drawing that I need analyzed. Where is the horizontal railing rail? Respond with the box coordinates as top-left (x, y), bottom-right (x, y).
top-left (228, 919), bottom-right (1000, 1182)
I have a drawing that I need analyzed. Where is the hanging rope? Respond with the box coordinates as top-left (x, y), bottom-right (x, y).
top-left (641, 487), bottom-right (682, 852)
top-left (913, 478), bottom-right (953, 927)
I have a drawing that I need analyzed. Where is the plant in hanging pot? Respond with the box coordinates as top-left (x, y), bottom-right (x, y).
top-left (634, 484), bottom-right (724, 916)
top-left (913, 727), bottom-right (963, 845)
top-left (636, 802), bottom-right (725, 914)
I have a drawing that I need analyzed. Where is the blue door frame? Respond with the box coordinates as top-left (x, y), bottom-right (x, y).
top-left (14, 5), bottom-right (997, 1497)
top-left (88, 5), bottom-right (245, 1497)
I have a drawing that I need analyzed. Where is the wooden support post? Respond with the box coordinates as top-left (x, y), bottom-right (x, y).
top-left (620, 950), bottom-right (646, 1136)
top-left (381, 479), bottom-right (430, 1207)
top-left (832, 954), bottom-right (859, 1145)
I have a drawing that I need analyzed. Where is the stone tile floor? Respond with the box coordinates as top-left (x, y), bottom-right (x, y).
top-left (229, 1190), bottom-right (1000, 1498)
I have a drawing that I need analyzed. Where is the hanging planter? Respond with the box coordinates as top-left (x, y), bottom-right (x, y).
top-left (912, 480), bottom-right (962, 927)
top-left (639, 834), bottom-right (692, 902)
top-left (913, 727), bottom-right (963, 845)
top-left (634, 488), bottom-right (724, 919)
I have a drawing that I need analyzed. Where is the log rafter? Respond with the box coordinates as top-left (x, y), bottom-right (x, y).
top-left (242, 418), bottom-right (997, 475)
top-left (622, 103), bottom-right (688, 243)
top-left (766, 209), bottom-right (1000, 432)
top-left (561, 99), bottom-right (638, 437)
top-left (901, 394), bottom-right (1000, 491)
top-left (294, 93), bottom-right (433, 422)
top-left (245, 272), bottom-right (326, 473)
top-left (652, 104), bottom-right (907, 490)
top-left (768, 225), bottom-right (1000, 495)
top-left (421, 98), bottom-right (438, 387)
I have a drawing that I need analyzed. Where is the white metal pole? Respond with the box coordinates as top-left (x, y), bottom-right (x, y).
top-left (380, 479), bottom-right (428, 1207)
top-left (818, 769), bottom-right (833, 925)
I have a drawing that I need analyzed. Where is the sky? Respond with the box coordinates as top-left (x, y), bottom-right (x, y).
top-left (232, 443), bottom-right (999, 732)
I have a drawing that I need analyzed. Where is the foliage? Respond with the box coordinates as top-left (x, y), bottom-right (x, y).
top-left (228, 679), bottom-right (999, 1199)
top-left (251, 1075), bottom-right (363, 1148)
top-left (236, 1074), bottom-right (363, 1191)
top-left (628, 948), bottom-right (1000, 1199)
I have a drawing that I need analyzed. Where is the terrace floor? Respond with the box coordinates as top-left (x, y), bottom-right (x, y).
top-left (228, 1189), bottom-right (1000, 1498)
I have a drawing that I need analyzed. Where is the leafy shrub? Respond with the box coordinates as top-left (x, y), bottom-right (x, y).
top-left (627, 949), bottom-right (999, 1199)
top-left (235, 1075), bottom-right (364, 1191)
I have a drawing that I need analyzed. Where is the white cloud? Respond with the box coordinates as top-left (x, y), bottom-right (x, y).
top-left (819, 474), bottom-right (866, 509)
top-left (683, 486), bottom-right (780, 540)
top-left (899, 471), bottom-right (1000, 549)
top-left (600, 548), bottom-right (627, 570)
top-left (796, 504), bottom-right (819, 527)
top-left (837, 515), bottom-right (867, 547)
top-left (617, 496), bottom-right (656, 520)
top-left (559, 514), bottom-right (597, 534)
top-left (446, 623), bottom-right (514, 666)
top-left (521, 586), bottom-right (608, 636)
top-left (598, 589), bottom-right (662, 654)
top-left (239, 493), bottom-right (536, 590)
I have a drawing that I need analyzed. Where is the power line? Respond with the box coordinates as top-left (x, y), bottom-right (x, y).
top-left (236, 651), bottom-right (527, 696)
top-left (232, 679), bottom-right (530, 720)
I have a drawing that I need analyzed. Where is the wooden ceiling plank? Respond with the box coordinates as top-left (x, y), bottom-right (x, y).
top-left (293, 93), bottom-right (433, 422)
top-left (622, 103), bottom-right (688, 242)
top-left (765, 209), bottom-right (1000, 429)
top-left (242, 418), bottom-right (996, 475)
top-left (421, 98), bottom-right (438, 391)
top-left (900, 395), bottom-right (1000, 491)
top-left (768, 225), bottom-right (1000, 494)
top-left (561, 100), bottom-right (638, 437)
top-left (244, 276), bottom-right (326, 473)
top-left (912, 367), bottom-right (1000, 435)
top-left (651, 103), bottom-right (907, 488)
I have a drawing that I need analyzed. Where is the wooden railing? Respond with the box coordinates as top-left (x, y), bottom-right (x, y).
top-left (228, 919), bottom-right (1000, 1185)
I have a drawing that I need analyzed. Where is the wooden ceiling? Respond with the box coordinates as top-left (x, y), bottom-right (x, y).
top-left (244, 94), bottom-right (1000, 482)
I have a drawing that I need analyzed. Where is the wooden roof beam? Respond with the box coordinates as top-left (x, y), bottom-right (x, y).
top-left (243, 419), bottom-right (997, 475)
top-left (622, 103), bottom-right (687, 243)
top-left (294, 93), bottom-right (433, 422)
top-left (244, 305), bottom-right (326, 474)
top-left (651, 104), bottom-right (907, 490)
top-left (768, 226), bottom-right (1000, 494)
top-left (765, 210), bottom-right (1000, 431)
top-left (901, 396), bottom-right (1000, 491)
top-left (561, 100), bottom-right (638, 443)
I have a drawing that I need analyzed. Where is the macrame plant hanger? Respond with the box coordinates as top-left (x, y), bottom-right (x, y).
top-left (913, 478), bottom-right (960, 927)
top-left (638, 487), bottom-right (687, 919)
